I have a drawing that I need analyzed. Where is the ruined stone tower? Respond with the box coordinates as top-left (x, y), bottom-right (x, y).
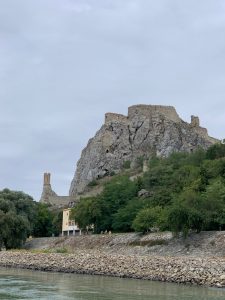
top-left (40, 172), bottom-right (58, 203)
top-left (39, 172), bottom-right (77, 207)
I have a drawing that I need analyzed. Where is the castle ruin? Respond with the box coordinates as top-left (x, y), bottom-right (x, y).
top-left (40, 172), bottom-right (76, 207)
top-left (69, 104), bottom-right (219, 196)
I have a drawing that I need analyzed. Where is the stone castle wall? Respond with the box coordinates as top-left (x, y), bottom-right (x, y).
top-left (105, 113), bottom-right (128, 124)
top-left (128, 105), bottom-right (181, 123)
top-left (48, 196), bottom-right (76, 207)
top-left (105, 105), bottom-right (182, 125)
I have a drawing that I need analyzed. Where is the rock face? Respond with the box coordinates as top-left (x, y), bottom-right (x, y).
top-left (69, 105), bottom-right (218, 196)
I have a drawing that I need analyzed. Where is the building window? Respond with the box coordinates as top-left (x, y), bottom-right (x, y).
top-left (68, 220), bottom-right (75, 226)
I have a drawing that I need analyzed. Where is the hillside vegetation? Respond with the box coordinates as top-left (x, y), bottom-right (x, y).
top-left (72, 143), bottom-right (225, 236)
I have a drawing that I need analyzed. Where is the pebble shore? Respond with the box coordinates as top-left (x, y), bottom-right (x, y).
top-left (1, 250), bottom-right (225, 288)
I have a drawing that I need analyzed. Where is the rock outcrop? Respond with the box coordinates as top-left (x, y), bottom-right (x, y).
top-left (70, 105), bottom-right (219, 196)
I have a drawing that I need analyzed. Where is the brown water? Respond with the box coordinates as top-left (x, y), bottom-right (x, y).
top-left (0, 267), bottom-right (225, 299)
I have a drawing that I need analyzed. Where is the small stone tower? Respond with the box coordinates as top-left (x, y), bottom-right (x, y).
top-left (191, 115), bottom-right (200, 127)
top-left (40, 172), bottom-right (57, 203)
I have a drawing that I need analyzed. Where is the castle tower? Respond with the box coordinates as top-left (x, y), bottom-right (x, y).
top-left (40, 172), bottom-right (57, 203)
top-left (191, 115), bottom-right (200, 127)
top-left (43, 172), bottom-right (51, 185)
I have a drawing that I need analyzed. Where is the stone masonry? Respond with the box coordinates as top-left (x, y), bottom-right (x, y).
top-left (40, 173), bottom-right (75, 207)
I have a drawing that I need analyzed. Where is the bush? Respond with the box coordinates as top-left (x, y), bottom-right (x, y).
top-left (123, 160), bottom-right (131, 169)
top-left (206, 143), bottom-right (225, 160)
top-left (87, 180), bottom-right (98, 187)
top-left (132, 206), bottom-right (163, 233)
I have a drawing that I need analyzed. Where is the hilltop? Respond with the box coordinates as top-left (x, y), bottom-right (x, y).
top-left (70, 104), bottom-right (218, 196)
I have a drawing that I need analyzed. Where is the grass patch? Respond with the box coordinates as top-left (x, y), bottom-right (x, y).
top-left (30, 249), bottom-right (52, 254)
top-left (55, 247), bottom-right (68, 253)
top-left (30, 247), bottom-right (68, 254)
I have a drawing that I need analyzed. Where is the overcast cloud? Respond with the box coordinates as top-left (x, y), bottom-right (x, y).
top-left (0, 0), bottom-right (224, 200)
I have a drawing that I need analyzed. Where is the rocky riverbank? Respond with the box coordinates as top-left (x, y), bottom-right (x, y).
top-left (1, 250), bottom-right (225, 288)
top-left (24, 231), bottom-right (225, 257)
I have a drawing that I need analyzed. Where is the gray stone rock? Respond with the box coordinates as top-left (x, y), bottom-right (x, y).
top-left (138, 189), bottom-right (150, 198)
top-left (69, 104), bottom-right (219, 196)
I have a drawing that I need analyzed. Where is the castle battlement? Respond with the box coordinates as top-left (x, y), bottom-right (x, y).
top-left (105, 105), bottom-right (182, 124)
top-left (127, 105), bottom-right (181, 123)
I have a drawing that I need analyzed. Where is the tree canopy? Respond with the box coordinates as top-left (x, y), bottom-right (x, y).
top-left (72, 143), bottom-right (225, 236)
top-left (0, 189), bottom-right (63, 250)
top-left (0, 189), bottom-right (36, 249)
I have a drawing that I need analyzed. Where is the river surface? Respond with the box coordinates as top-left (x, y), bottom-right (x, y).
top-left (0, 268), bottom-right (225, 300)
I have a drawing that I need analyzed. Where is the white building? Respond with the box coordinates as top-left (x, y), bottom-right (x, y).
top-left (62, 208), bottom-right (81, 236)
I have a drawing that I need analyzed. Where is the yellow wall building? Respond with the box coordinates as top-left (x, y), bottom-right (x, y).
top-left (62, 208), bottom-right (81, 236)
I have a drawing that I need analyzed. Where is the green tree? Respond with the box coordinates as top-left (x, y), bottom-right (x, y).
top-left (166, 190), bottom-right (204, 237)
top-left (206, 143), bottom-right (225, 160)
top-left (1, 212), bottom-right (29, 249)
top-left (132, 206), bottom-right (163, 233)
top-left (0, 189), bottom-right (36, 250)
top-left (96, 175), bottom-right (138, 232)
top-left (167, 205), bottom-right (191, 237)
top-left (71, 175), bottom-right (139, 233)
top-left (200, 179), bottom-right (225, 229)
top-left (112, 198), bottom-right (144, 232)
top-left (32, 203), bottom-right (54, 237)
top-left (52, 210), bottom-right (63, 236)
top-left (71, 197), bottom-right (101, 232)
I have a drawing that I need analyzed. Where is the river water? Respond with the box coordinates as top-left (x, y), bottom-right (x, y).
top-left (0, 268), bottom-right (225, 300)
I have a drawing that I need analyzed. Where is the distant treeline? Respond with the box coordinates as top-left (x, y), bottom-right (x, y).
top-left (71, 142), bottom-right (225, 237)
top-left (0, 189), bottom-right (62, 250)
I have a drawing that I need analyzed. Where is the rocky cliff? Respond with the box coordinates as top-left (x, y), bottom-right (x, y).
top-left (69, 105), bottom-right (219, 196)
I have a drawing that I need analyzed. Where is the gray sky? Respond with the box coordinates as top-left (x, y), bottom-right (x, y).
top-left (0, 0), bottom-right (224, 200)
